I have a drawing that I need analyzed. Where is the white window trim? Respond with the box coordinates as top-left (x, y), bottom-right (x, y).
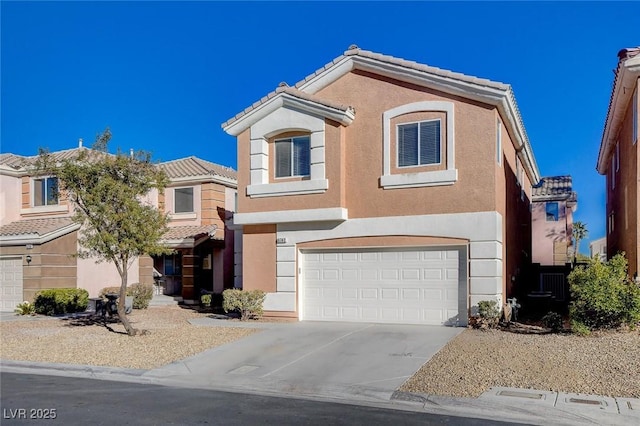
top-left (248, 108), bottom-right (327, 198)
top-left (381, 101), bottom-right (457, 189)
top-left (174, 186), bottom-right (195, 214)
top-left (31, 175), bottom-right (59, 207)
top-left (396, 119), bottom-right (442, 168)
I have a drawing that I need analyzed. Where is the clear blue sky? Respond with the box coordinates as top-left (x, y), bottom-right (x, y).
top-left (2, 1), bottom-right (638, 253)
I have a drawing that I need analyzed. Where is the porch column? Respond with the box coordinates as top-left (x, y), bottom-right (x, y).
top-left (182, 249), bottom-right (197, 300)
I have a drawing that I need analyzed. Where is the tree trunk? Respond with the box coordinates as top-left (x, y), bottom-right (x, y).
top-left (118, 263), bottom-right (138, 336)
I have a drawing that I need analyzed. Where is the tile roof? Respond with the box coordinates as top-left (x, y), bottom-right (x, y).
top-left (159, 156), bottom-right (237, 181)
top-left (222, 45), bottom-right (509, 129)
top-left (532, 176), bottom-right (577, 202)
top-left (0, 153), bottom-right (27, 168)
top-left (162, 225), bottom-right (220, 241)
top-left (0, 217), bottom-right (76, 237)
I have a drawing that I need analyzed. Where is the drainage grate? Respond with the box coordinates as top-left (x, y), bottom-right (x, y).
top-left (568, 398), bottom-right (605, 406)
top-left (498, 390), bottom-right (544, 399)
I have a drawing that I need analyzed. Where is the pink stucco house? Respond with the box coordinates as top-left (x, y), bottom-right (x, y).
top-left (223, 46), bottom-right (541, 326)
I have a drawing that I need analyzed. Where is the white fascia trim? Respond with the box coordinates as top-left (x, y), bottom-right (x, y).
top-left (278, 211), bottom-right (503, 244)
top-left (380, 169), bottom-right (458, 188)
top-left (247, 179), bottom-right (329, 198)
top-left (597, 58), bottom-right (640, 173)
top-left (224, 92), bottom-right (354, 136)
top-left (0, 166), bottom-right (24, 177)
top-left (235, 207), bottom-right (348, 225)
top-left (21, 205), bottom-right (69, 215)
top-left (0, 222), bottom-right (80, 246)
top-left (169, 212), bottom-right (197, 220)
top-left (500, 94), bottom-right (541, 184)
top-left (162, 238), bottom-right (196, 248)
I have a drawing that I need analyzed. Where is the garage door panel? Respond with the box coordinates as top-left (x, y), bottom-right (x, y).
top-left (302, 247), bottom-right (461, 325)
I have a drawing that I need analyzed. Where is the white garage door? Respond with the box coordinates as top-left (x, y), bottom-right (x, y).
top-left (302, 248), bottom-right (460, 325)
top-left (1, 257), bottom-right (24, 312)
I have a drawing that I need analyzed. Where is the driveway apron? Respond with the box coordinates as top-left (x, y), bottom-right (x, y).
top-left (144, 321), bottom-right (462, 402)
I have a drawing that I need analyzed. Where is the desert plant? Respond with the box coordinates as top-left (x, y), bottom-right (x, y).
top-left (14, 301), bottom-right (36, 316)
top-left (541, 311), bottom-right (563, 332)
top-left (222, 289), bottom-right (266, 321)
top-left (34, 288), bottom-right (89, 316)
top-left (128, 283), bottom-right (153, 309)
top-left (469, 300), bottom-right (501, 329)
top-left (568, 253), bottom-right (640, 332)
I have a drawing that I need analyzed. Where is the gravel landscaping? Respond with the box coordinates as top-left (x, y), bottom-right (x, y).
top-left (3, 308), bottom-right (639, 400)
top-left (0, 306), bottom-right (259, 370)
top-left (400, 328), bottom-right (640, 399)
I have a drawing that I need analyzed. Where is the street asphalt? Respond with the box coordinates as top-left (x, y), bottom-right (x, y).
top-left (1, 313), bottom-right (638, 425)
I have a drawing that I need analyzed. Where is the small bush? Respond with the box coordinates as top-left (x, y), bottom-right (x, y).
top-left (34, 288), bottom-right (89, 316)
top-left (99, 283), bottom-right (153, 309)
top-left (201, 294), bottom-right (212, 307)
top-left (568, 253), bottom-right (640, 332)
top-left (14, 301), bottom-right (36, 316)
top-left (222, 289), bottom-right (266, 321)
top-left (128, 283), bottom-right (153, 309)
top-left (469, 300), bottom-right (500, 329)
top-left (541, 311), bottom-right (563, 332)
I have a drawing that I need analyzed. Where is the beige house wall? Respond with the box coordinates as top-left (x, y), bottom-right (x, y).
top-left (1, 174), bottom-right (21, 225)
top-left (242, 224), bottom-right (277, 293)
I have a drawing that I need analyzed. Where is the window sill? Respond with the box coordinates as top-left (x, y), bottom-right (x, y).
top-left (380, 169), bottom-right (458, 189)
top-left (21, 205), bottom-right (68, 215)
top-left (169, 212), bottom-right (197, 220)
top-left (247, 179), bottom-right (328, 198)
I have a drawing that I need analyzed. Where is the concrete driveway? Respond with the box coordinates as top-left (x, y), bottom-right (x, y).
top-left (145, 320), bottom-right (462, 402)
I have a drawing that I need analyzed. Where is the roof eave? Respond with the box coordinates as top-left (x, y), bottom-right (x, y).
top-left (0, 222), bottom-right (80, 246)
top-left (223, 92), bottom-right (355, 137)
top-left (597, 55), bottom-right (640, 174)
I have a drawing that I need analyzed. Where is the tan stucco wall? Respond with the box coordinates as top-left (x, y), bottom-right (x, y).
top-left (201, 182), bottom-right (227, 234)
top-left (77, 255), bottom-right (140, 298)
top-left (532, 201), bottom-right (570, 266)
top-left (20, 231), bottom-right (78, 302)
top-left (606, 76), bottom-right (639, 277)
top-left (164, 184), bottom-right (202, 226)
top-left (242, 224), bottom-right (277, 293)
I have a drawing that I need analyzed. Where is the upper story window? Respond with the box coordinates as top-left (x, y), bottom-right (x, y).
top-left (397, 120), bottom-right (441, 167)
top-left (33, 176), bottom-right (58, 206)
top-left (546, 202), bottom-right (559, 221)
top-left (275, 136), bottom-right (310, 178)
top-left (174, 187), bottom-right (194, 213)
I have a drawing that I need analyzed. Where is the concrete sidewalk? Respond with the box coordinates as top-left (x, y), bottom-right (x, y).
top-left (1, 316), bottom-right (639, 425)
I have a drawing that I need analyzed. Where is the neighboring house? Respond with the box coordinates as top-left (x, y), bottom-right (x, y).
top-left (531, 176), bottom-right (577, 266)
top-left (0, 147), bottom-right (237, 311)
top-left (222, 46), bottom-right (541, 326)
top-left (596, 46), bottom-right (640, 279)
top-left (589, 237), bottom-right (607, 261)
top-left (153, 156), bottom-right (238, 301)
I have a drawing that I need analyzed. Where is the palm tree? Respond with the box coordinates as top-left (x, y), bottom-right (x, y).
top-left (572, 221), bottom-right (588, 262)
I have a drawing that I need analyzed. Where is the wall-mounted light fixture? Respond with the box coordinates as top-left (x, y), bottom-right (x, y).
top-left (25, 255), bottom-right (32, 265)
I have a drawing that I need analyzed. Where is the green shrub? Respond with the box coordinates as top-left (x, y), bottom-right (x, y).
top-left (568, 253), bottom-right (640, 332)
top-left (222, 289), bottom-right (266, 321)
top-left (128, 283), bottom-right (153, 309)
top-left (201, 294), bottom-right (212, 307)
top-left (478, 300), bottom-right (500, 319)
top-left (541, 311), bottom-right (563, 332)
top-left (14, 301), bottom-right (36, 316)
top-left (34, 288), bottom-right (89, 316)
top-left (99, 283), bottom-right (153, 309)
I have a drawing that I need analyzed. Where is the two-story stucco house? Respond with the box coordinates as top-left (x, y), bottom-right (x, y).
top-left (531, 176), bottom-right (577, 266)
top-left (0, 146), bottom-right (237, 311)
top-left (223, 46), bottom-right (541, 326)
top-left (597, 47), bottom-right (640, 279)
